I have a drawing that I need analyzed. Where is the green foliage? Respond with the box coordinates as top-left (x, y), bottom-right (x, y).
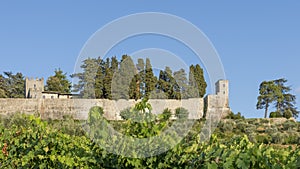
top-left (0, 71), bottom-right (25, 98)
top-left (257, 81), bottom-right (277, 118)
top-left (0, 75), bottom-right (8, 98)
top-left (112, 55), bottom-right (136, 100)
top-left (175, 107), bottom-right (189, 119)
top-left (257, 78), bottom-right (299, 118)
top-left (158, 108), bottom-right (172, 121)
top-left (187, 64), bottom-right (207, 98)
top-left (144, 58), bottom-right (157, 99)
top-left (270, 111), bottom-right (282, 118)
top-left (45, 68), bottom-right (71, 93)
top-left (120, 99), bottom-right (154, 121)
top-left (71, 56), bottom-right (208, 100)
top-left (71, 58), bottom-right (99, 98)
top-left (1, 112), bottom-right (300, 168)
top-left (226, 112), bottom-right (245, 120)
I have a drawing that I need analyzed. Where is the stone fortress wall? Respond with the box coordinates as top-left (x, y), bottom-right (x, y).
top-left (0, 80), bottom-right (230, 120)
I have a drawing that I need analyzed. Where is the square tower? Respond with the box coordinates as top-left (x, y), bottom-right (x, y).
top-left (215, 80), bottom-right (229, 107)
top-left (25, 77), bottom-right (44, 98)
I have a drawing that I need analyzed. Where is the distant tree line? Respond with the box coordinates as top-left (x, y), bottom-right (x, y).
top-left (71, 55), bottom-right (207, 100)
top-left (0, 55), bottom-right (207, 100)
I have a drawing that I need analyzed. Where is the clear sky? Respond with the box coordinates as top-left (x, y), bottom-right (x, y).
top-left (0, 1), bottom-right (300, 119)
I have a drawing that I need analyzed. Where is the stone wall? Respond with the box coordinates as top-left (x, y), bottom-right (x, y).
top-left (0, 98), bottom-right (203, 120)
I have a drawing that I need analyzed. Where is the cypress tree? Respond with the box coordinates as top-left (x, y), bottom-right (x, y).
top-left (194, 64), bottom-right (207, 97)
top-left (173, 68), bottom-right (188, 99)
top-left (144, 58), bottom-right (157, 99)
top-left (187, 64), bottom-right (207, 98)
top-left (94, 58), bottom-right (105, 99)
top-left (111, 55), bottom-right (135, 100)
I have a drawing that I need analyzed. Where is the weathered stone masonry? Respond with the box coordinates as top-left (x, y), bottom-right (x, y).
top-left (0, 80), bottom-right (230, 120)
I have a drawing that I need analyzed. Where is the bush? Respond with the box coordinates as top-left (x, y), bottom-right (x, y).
top-left (283, 109), bottom-right (293, 119)
top-left (225, 112), bottom-right (245, 120)
top-left (175, 107), bottom-right (189, 119)
top-left (271, 132), bottom-right (285, 144)
top-left (283, 120), bottom-right (297, 131)
top-left (157, 108), bottom-right (172, 121)
top-left (270, 111), bottom-right (282, 118)
top-left (256, 134), bottom-right (271, 144)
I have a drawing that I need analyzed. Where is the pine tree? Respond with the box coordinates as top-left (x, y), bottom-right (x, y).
top-left (256, 81), bottom-right (277, 118)
top-left (3, 72), bottom-right (25, 98)
top-left (273, 78), bottom-right (299, 118)
top-left (71, 58), bottom-right (98, 98)
top-left (46, 69), bottom-right (71, 93)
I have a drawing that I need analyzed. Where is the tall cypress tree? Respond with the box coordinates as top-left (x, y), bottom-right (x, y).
top-left (187, 64), bottom-right (206, 98)
top-left (103, 67), bottom-right (113, 99)
top-left (129, 74), bottom-right (140, 100)
top-left (111, 55), bottom-right (135, 100)
top-left (136, 58), bottom-right (145, 97)
top-left (157, 67), bottom-right (176, 99)
top-left (173, 68), bottom-right (188, 99)
top-left (94, 58), bottom-right (105, 99)
top-left (144, 58), bottom-right (157, 99)
top-left (194, 64), bottom-right (207, 97)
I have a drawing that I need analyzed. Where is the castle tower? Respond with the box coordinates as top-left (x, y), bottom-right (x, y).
top-left (204, 80), bottom-right (230, 119)
top-left (25, 77), bottom-right (44, 98)
top-left (215, 80), bottom-right (229, 107)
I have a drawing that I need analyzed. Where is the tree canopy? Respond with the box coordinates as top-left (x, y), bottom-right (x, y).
top-left (45, 69), bottom-right (71, 93)
top-left (0, 72), bottom-right (25, 98)
top-left (257, 78), bottom-right (299, 118)
top-left (71, 56), bottom-right (207, 100)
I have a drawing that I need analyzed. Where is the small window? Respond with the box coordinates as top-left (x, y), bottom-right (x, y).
top-left (51, 96), bottom-right (54, 99)
top-left (223, 84), bottom-right (225, 88)
top-left (43, 95), bottom-right (45, 99)
top-left (34, 84), bottom-right (36, 88)
top-left (223, 91), bottom-right (226, 94)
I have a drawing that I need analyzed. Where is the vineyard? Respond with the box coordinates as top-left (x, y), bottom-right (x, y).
top-left (1, 109), bottom-right (300, 168)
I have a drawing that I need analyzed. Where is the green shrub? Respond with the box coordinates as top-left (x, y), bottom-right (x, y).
top-left (255, 134), bottom-right (271, 144)
top-left (158, 108), bottom-right (172, 121)
top-left (283, 120), bottom-right (297, 131)
top-left (225, 111), bottom-right (245, 120)
top-left (270, 111), bottom-right (282, 118)
top-left (175, 107), bottom-right (189, 119)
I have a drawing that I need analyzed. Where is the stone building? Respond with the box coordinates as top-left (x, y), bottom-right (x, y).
top-left (25, 77), bottom-right (76, 99)
top-left (25, 77), bottom-right (44, 98)
top-left (205, 80), bottom-right (230, 119)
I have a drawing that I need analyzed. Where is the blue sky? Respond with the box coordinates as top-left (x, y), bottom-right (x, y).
top-left (0, 1), bottom-right (300, 119)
